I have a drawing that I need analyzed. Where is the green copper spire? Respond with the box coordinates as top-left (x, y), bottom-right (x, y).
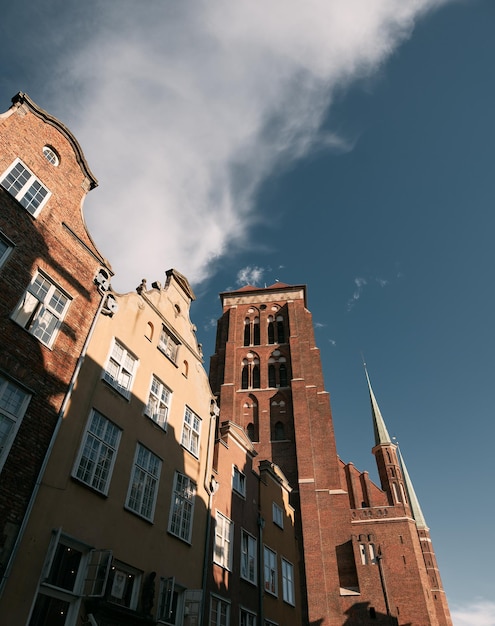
top-left (364, 366), bottom-right (392, 446)
top-left (398, 447), bottom-right (428, 529)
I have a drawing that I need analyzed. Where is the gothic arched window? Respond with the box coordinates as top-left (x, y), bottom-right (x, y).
top-left (253, 317), bottom-right (260, 345)
top-left (240, 354), bottom-right (260, 390)
top-left (274, 421), bottom-right (285, 440)
top-left (268, 364), bottom-right (276, 388)
top-left (279, 363), bottom-right (288, 387)
top-left (243, 318), bottom-right (250, 346)
top-left (276, 315), bottom-right (285, 343)
top-left (252, 364), bottom-right (260, 389)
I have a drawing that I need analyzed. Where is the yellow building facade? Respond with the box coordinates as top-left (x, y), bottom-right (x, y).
top-left (1, 270), bottom-right (216, 626)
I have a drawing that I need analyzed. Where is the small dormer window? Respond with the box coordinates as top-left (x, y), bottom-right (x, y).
top-left (43, 146), bottom-right (59, 166)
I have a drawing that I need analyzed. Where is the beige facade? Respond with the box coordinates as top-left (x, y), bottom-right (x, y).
top-left (1, 270), bottom-right (216, 626)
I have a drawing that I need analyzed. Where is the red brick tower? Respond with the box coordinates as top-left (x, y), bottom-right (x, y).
top-left (209, 282), bottom-right (452, 626)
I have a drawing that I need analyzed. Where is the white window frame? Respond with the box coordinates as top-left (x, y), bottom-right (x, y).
top-left (232, 465), bottom-right (246, 497)
top-left (1, 158), bottom-right (51, 216)
top-left (272, 502), bottom-right (284, 528)
top-left (11, 270), bottom-right (71, 348)
top-left (263, 546), bottom-right (277, 596)
top-left (108, 560), bottom-right (142, 610)
top-left (168, 471), bottom-right (196, 543)
top-left (369, 543), bottom-right (377, 565)
top-left (0, 231), bottom-right (14, 269)
top-left (158, 326), bottom-right (179, 362)
top-left (281, 558), bottom-right (295, 606)
top-left (181, 406), bottom-right (201, 457)
top-left (103, 339), bottom-right (138, 399)
top-left (214, 512), bottom-right (233, 570)
top-left (240, 607), bottom-right (257, 626)
top-left (209, 594), bottom-right (230, 626)
top-left (43, 146), bottom-right (60, 166)
top-left (0, 375), bottom-right (31, 474)
top-left (29, 532), bottom-right (112, 626)
top-left (72, 409), bottom-right (121, 495)
top-left (145, 375), bottom-right (172, 430)
top-left (125, 443), bottom-right (162, 521)
top-left (240, 530), bottom-right (257, 585)
top-left (157, 577), bottom-right (181, 625)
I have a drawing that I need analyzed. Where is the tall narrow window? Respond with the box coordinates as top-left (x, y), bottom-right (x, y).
top-left (268, 364), bottom-right (276, 388)
top-left (168, 472), bottom-right (196, 543)
top-left (281, 559), bottom-right (295, 605)
top-left (247, 423), bottom-right (255, 441)
top-left (267, 317), bottom-right (275, 344)
top-left (146, 375), bottom-right (171, 429)
top-left (0, 375), bottom-right (31, 473)
top-left (252, 364), bottom-right (260, 389)
top-left (103, 340), bottom-right (137, 398)
top-left (73, 410), bottom-right (121, 494)
top-left (244, 318), bottom-right (251, 346)
top-left (125, 443), bottom-right (161, 521)
top-left (11, 271), bottom-right (71, 348)
top-left (181, 406), bottom-right (201, 457)
top-left (359, 543), bottom-right (367, 565)
top-left (1, 159), bottom-right (50, 216)
top-left (214, 512), bottom-right (233, 570)
top-left (233, 466), bottom-right (246, 497)
top-left (276, 316), bottom-right (285, 343)
top-left (159, 327), bottom-right (180, 362)
top-left (241, 530), bottom-right (257, 584)
top-left (0, 232), bottom-right (13, 269)
top-left (241, 361), bottom-right (249, 389)
top-left (272, 503), bottom-right (284, 528)
top-left (273, 421), bottom-right (285, 441)
top-left (279, 363), bottom-right (288, 387)
top-left (253, 317), bottom-right (260, 345)
top-left (263, 547), bottom-right (277, 596)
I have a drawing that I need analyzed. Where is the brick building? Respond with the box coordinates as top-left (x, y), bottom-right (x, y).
top-left (0, 93), bottom-right (111, 593)
top-left (209, 282), bottom-right (452, 626)
top-left (205, 420), bottom-right (302, 626)
top-left (0, 92), bottom-right (452, 626)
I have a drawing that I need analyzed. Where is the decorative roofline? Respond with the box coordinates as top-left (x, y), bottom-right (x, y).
top-left (11, 92), bottom-right (98, 189)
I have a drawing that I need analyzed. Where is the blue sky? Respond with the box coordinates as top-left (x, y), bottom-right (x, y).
top-left (1, 1), bottom-right (494, 623)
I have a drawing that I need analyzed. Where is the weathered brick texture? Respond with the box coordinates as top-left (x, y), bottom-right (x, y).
top-left (0, 94), bottom-right (109, 579)
top-left (210, 283), bottom-right (452, 626)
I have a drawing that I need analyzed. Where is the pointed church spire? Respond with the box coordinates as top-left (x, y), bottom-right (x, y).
top-left (398, 447), bottom-right (428, 529)
top-left (364, 365), bottom-right (392, 446)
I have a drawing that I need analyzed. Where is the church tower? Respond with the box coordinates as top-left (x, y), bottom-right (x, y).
top-left (210, 281), bottom-right (452, 626)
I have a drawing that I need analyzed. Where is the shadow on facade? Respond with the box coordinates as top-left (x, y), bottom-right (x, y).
top-left (0, 343), bottom-right (211, 626)
top-left (343, 601), bottom-right (403, 625)
top-left (0, 188), bottom-right (101, 585)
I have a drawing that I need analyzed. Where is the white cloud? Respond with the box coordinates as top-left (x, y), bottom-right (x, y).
top-left (237, 266), bottom-right (266, 286)
top-left (41, 0), bottom-right (451, 291)
top-left (328, 339), bottom-right (337, 346)
top-left (315, 322), bottom-right (327, 329)
top-left (451, 599), bottom-right (495, 626)
top-left (347, 276), bottom-right (368, 311)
